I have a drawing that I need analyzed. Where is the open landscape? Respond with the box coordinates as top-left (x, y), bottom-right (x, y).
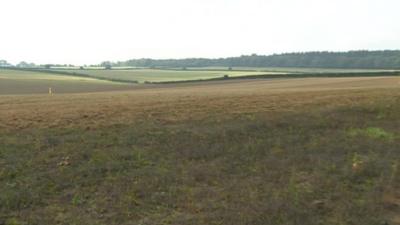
top-left (1, 74), bottom-right (400, 224)
top-left (2, 0), bottom-right (400, 224)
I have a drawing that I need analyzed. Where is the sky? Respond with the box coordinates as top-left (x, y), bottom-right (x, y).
top-left (1, 0), bottom-right (400, 65)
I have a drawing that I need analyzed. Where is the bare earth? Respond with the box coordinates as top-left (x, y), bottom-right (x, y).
top-left (1, 76), bottom-right (399, 131)
top-left (1, 76), bottom-right (400, 224)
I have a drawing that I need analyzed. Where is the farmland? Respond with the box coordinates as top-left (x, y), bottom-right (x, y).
top-left (0, 69), bottom-right (133, 95)
top-left (2, 0), bottom-right (400, 223)
top-left (50, 67), bottom-right (400, 84)
top-left (185, 66), bottom-right (398, 73)
top-left (2, 67), bottom-right (399, 95)
top-left (51, 68), bottom-right (284, 83)
top-left (1, 75), bottom-right (400, 224)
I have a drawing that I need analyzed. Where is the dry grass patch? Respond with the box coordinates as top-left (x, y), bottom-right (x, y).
top-left (1, 77), bottom-right (400, 225)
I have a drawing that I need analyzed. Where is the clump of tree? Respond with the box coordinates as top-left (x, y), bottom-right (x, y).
top-left (109, 50), bottom-right (400, 69)
top-left (101, 61), bottom-right (112, 70)
top-left (17, 61), bottom-right (36, 68)
top-left (0, 60), bottom-right (12, 67)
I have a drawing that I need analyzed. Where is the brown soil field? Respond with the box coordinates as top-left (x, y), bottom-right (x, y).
top-left (1, 76), bottom-right (399, 130)
top-left (1, 76), bottom-right (400, 225)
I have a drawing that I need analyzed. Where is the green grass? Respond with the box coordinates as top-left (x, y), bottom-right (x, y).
top-left (0, 69), bottom-right (132, 95)
top-left (0, 69), bottom-right (105, 81)
top-left (348, 127), bottom-right (396, 140)
top-left (181, 66), bottom-right (397, 73)
top-left (52, 69), bottom-right (277, 83)
top-left (49, 67), bottom-right (400, 84)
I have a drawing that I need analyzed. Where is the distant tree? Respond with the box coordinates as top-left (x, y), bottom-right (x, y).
top-left (113, 50), bottom-right (400, 69)
top-left (228, 67), bottom-right (232, 71)
top-left (79, 66), bottom-right (84, 70)
top-left (101, 61), bottom-right (112, 70)
top-left (182, 67), bottom-right (187, 70)
top-left (44, 64), bottom-right (52, 69)
top-left (0, 60), bottom-right (12, 67)
top-left (17, 61), bottom-right (30, 68)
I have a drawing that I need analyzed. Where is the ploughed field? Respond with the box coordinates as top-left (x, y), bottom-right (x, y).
top-left (1, 67), bottom-right (399, 95)
top-left (1, 75), bottom-right (400, 225)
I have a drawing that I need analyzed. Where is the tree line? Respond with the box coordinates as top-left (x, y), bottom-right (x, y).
top-left (0, 60), bottom-right (77, 68)
top-left (2, 50), bottom-right (400, 70)
top-left (110, 50), bottom-right (400, 69)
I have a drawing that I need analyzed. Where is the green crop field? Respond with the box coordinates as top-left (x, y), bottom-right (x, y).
top-left (184, 66), bottom-right (398, 73)
top-left (52, 69), bottom-right (279, 83)
top-left (49, 67), bottom-right (400, 84)
top-left (0, 69), bottom-right (133, 95)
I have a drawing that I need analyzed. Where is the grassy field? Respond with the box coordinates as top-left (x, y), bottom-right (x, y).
top-left (0, 69), bottom-right (134, 95)
top-left (172, 66), bottom-right (398, 73)
top-left (47, 67), bottom-right (400, 84)
top-left (52, 69), bottom-right (282, 83)
top-left (1, 76), bottom-right (400, 224)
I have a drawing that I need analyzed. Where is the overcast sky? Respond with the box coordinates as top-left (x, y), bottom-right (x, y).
top-left (1, 0), bottom-right (399, 65)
